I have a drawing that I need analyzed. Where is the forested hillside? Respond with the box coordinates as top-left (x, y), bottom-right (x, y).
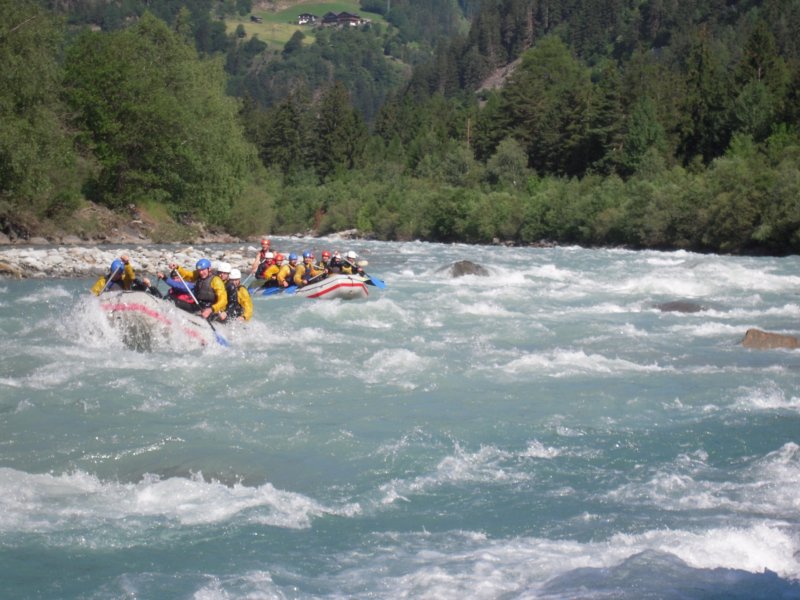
top-left (2, 0), bottom-right (800, 253)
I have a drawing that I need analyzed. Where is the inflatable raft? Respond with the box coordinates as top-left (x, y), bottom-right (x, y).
top-left (252, 274), bottom-right (372, 300)
top-left (98, 290), bottom-right (227, 351)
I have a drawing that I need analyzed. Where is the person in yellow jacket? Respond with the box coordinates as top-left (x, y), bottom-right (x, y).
top-left (294, 251), bottom-right (325, 286)
top-left (219, 268), bottom-right (253, 322)
top-left (340, 250), bottom-right (365, 276)
top-left (164, 258), bottom-right (227, 319)
top-left (277, 253), bottom-right (299, 288)
top-left (91, 255), bottom-right (136, 295)
top-left (258, 253), bottom-right (282, 288)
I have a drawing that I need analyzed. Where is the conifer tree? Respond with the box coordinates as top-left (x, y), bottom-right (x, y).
top-left (313, 82), bottom-right (368, 180)
top-left (677, 27), bottom-right (732, 164)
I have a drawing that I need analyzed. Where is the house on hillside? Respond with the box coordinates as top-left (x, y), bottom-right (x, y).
top-left (321, 12), bottom-right (367, 27)
top-left (298, 13), bottom-right (317, 25)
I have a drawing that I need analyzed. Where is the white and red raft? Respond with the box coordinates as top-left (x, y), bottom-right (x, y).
top-left (98, 291), bottom-right (227, 351)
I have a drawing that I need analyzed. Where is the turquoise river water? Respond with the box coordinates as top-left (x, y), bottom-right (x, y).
top-left (1, 239), bottom-right (800, 599)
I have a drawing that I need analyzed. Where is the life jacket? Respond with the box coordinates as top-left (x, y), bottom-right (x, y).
top-left (194, 274), bottom-right (217, 305)
top-left (260, 264), bottom-right (280, 287)
top-left (279, 264), bottom-right (297, 286)
top-left (164, 278), bottom-right (195, 304)
top-left (225, 281), bottom-right (243, 318)
top-left (328, 257), bottom-right (343, 273)
top-left (302, 263), bottom-right (322, 283)
top-left (255, 257), bottom-right (273, 279)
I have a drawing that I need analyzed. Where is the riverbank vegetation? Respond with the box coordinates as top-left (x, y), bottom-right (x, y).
top-left (2, 0), bottom-right (799, 254)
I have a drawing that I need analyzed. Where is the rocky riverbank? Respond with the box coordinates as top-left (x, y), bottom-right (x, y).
top-left (0, 245), bottom-right (259, 279)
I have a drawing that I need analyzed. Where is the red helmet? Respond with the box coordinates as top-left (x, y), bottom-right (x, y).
top-left (275, 253), bottom-right (285, 262)
top-left (322, 251), bottom-right (331, 259)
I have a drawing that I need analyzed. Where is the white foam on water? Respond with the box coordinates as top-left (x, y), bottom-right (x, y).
top-left (362, 348), bottom-right (428, 389)
top-left (453, 301), bottom-right (519, 317)
top-left (732, 382), bottom-right (800, 412)
top-left (16, 284), bottom-right (74, 303)
top-left (519, 440), bottom-right (563, 459)
top-left (527, 263), bottom-right (579, 282)
top-left (498, 349), bottom-right (669, 377)
top-left (0, 468), bottom-right (359, 541)
top-left (604, 443), bottom-right (800, 518)
top-left (610, 272), bottom-right (715, 297)
top-left (646, 257), bottom-right (688, 267)
top-left (134, 396), bottom-right (176, 413)
top-left (607, 523), bottom-right (799, 577)
top-left (667, 321), bottom-right (749, 337)
top-left (378, 442), bottom-right (559, 506)
top-left (269, 523), bottom-right (800, 599)
top-left (703, 303), bottom-right (800, 319)
top-left (375, 427), bottom-right (441, 462)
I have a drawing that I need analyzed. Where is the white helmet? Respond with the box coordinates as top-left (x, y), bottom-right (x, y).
top-left (230, 268), bottom-right (241, 279)
top-left (265, 251), bottom-right (274, 259)
top-left (346, 250), bottom-right (358, 259)
top-left (217, 262), bottom-right (231, 274)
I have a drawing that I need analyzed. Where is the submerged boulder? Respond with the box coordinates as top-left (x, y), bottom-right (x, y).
top-left (655, 301), bottom-right (705, 313)
top-left (442, 260), bottom-right (490, 278)
top-left (741, 328), bottom-right (799, 350)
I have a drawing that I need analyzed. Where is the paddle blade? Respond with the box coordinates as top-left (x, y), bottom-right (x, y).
top-left (258, 287), bottom-right (284, 296)
top-left (367, 275), bottom-right (386, 289)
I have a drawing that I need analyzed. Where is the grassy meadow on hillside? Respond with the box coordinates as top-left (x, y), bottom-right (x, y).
top-left (226, 1), bottom-right (387, 48)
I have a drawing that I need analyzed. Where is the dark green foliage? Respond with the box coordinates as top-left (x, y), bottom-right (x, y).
top-left (383, 0), bottom-right (464, 49)
top-left (11, 1), bottom-right (800, 255)
top-left (63, 13), bottom-right (255, 224)
top-left (51, 0), bottom-right (231, 53)
top-left (495, 36), bottom-right (593, 175)
top-left (676, 27), bottom-right (733, 164)
top-left (247, 91), bottom-right (313, 180)
top-left (283, 30), bottom-right (305, 58)
top-left (0, 0), bottom-right (78, 233)
top-left (619, 97), bottom-right (668, 177)
top-left (241, 26), bottom-right (404, 123)
top-left (313, 82), bottom-right (369, 180)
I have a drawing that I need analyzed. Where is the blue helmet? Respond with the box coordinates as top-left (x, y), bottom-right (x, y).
top-left (110, 259), bottom-right (125, 274)
top-left (288, 253), bottom-right (298, 262)
top-left (196, 258), bottom-right (212, 270)
top-left (303, 250), bottom-right (314, 259)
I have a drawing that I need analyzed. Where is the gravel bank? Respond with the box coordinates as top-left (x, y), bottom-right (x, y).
top-left (0, 245), bottom-right (259, 279)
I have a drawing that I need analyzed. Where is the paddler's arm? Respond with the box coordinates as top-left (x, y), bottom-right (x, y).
top-left (293, 265), bottom-right (306, 286)
top-left (239, 287), bottom-right (253, 321)
top-left (172, 265), bottom-right (196, 282)
top-left (210, 276), bottom-right (227, 314)
top-left (121, 260), bottom-right (136, 289)
top-left (276, 265), bottom-right (291, 287)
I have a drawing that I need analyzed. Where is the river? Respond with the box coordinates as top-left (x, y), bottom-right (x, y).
top-left (1, 239), bottom-right (799, 599)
